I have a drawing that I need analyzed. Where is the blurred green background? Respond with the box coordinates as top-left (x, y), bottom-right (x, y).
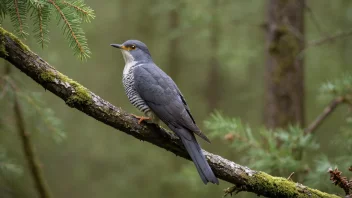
top-left (1, 0), bottom-right (352, 197)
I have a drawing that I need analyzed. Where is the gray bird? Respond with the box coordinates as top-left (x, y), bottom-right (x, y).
top-left (111, 40), bottom-right (219, 185)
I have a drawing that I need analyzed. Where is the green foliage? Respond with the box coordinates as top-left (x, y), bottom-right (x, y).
top-left (0, 0), bottom-right (95, 59)
top-left (0, 147), bottom-right (22, 177)
top-left (0, 70), bottom-right (65, 195)
top-left (305, 156), bottom-right (336, 191)
top-left (63, 0), bottom-right (95, 23)
top-left (17, 91), bottom-right (66, 143)
top-left (29, 0), bottom-right (51, 48)
top-left (202, 74), bottom-right (352, 194)
top-left (319, 74), bottom-right (352, 100)
top-left (4, 0), bottom-right (29, 37)
top-left (0, 75), bottom-right (66, 143)
top-left (205, 112), bottom-right (319, 176)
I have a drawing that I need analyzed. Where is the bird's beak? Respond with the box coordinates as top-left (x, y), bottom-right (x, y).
top-left (110, 44), bottom-right (127, 50)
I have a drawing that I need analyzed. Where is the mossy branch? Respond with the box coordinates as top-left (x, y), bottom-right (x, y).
top-left (0, 26), bottom-right (340, 198)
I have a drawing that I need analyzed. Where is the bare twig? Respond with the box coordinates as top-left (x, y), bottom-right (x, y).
top-left (304, 96), bottom-right (345, 135)
top-left (8, 63), bottom-right (52, 198)
top-left (287, 172), bottom-right (295, 180)
top-left (304, 2), bottom-right (327, 36)
top-left (223, 185), bottom-right (241, 197)
top-left (307, 28), bottom-right (352, 48)
top-left (0, 26), bottom-right (340, 198)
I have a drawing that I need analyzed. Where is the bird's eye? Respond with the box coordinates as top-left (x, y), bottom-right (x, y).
top-left (131, 45), bottom-right (136, 49)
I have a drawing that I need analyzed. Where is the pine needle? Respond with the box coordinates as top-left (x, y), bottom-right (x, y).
top-left (48, 0), bottom-right (91, 59)
top-left (2, 0), bottom-right (95, 59)
top-left (63, 0), bottom-right (95, 23)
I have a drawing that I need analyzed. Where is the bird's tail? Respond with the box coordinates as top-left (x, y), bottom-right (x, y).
top-left (172, 127), bottom-right (219, 184)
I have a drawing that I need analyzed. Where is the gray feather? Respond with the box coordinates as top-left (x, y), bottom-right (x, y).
top-left (134, 64), bottom-right (210, 142)
top-left (133, 63), bottom-right (218, 184)
top-left (169, 126), bottom-right (219, 184)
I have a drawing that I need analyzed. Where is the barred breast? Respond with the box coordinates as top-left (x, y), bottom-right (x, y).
top-left (122, 62), bottom-right (150, 114)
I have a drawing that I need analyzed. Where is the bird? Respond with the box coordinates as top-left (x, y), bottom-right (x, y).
top-left (110, 40), bottom-right (219, 185)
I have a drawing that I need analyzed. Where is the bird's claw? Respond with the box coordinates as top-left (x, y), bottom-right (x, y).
top-left (131, 114), bottom-right (151, 124)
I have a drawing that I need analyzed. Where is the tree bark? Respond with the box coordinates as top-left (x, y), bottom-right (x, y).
top-left (264, 0), bottom-right (305, 129)
top-left (205, 0), bottom-right (221, 110)
top-left (167, 4), bottom-right (181, 81)
top-left (0, 27), bottom-right (339, 198)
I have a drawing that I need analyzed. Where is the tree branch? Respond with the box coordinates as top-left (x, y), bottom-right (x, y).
top-left (13, 91), bottom-right (53, 198)
top-left (304, 96), bottom-right (345, 135)
top-left (0, 26), bottom-right (340, 198)
top-left (307, 28), bottom-right (352, 48)
top-left (6, 62), bottom-right (52, 198)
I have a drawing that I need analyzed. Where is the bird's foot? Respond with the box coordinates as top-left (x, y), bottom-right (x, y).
top-left (131, 114), bottom-right (151, 124)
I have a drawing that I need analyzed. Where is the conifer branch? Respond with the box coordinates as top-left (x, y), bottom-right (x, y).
top-left (37, 6), bottom-right (44, 48)
top-left (6, 0), bottom-right (28, 37)
top-left (13, 91), bottom-right (53, 198)
top-left (63, 0), bottom-right (95, 22)
top-left (1, 0), bottom-right (92, 58)
top-left (0, 2), bottom-right (6, 20)
top-left (4, 64), bottom-right (53, 198)
top-left (48, 0), bottom-right (82, 53)
top-left (63, 1), bottom-right (88, 14)
top-left (0, 26), bottom-right (340, 198)
top-left (13, 0), bottom-right (24, 35)
top-left (29, 0), bottom-right (50, 48)
top-left (48, 0), bottom-right (89, 59)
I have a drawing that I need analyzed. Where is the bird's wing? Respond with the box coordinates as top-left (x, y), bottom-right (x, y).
top-left (134, 63), bottom-right (210, 143)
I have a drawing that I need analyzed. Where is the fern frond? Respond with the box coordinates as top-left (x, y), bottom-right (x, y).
top-left (29, 0), bottom-right (51, 48)
top-left (48, 0), bottom-right (90, 59)
top-left (63, 0), bottom-right (95, 23)
top-left (5, 0), bottom-right (29, 37)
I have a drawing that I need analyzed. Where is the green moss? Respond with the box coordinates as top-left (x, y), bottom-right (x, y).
top-left (0, 26), bottom-right (30, 52)
top-left (39, 70), bottom-right (92, 106)
top-left (40, 71), bottom-right (56, 82)
top-left (60, 74), bottom-right (92, 106)
top-left (247, 172), bottom-right (339, 198)
top-left (67, 81), bottom-right (92, 106)
top-left (247, 172), bottom-right (296, 197)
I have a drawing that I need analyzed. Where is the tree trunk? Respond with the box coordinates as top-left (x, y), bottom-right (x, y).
top-left (205, 0), bottom-right (221, 111)
top-left (168, 5), bottom-right (181, 82)
top-left (264, 0), bottom-right (305, 129)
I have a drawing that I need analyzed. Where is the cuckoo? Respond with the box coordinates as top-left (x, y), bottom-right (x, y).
top-left (111, 40), bottom-right (219, 184)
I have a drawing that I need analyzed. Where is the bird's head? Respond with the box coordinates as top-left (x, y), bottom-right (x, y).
top-left (111, 40), bottom-right (152, 64)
